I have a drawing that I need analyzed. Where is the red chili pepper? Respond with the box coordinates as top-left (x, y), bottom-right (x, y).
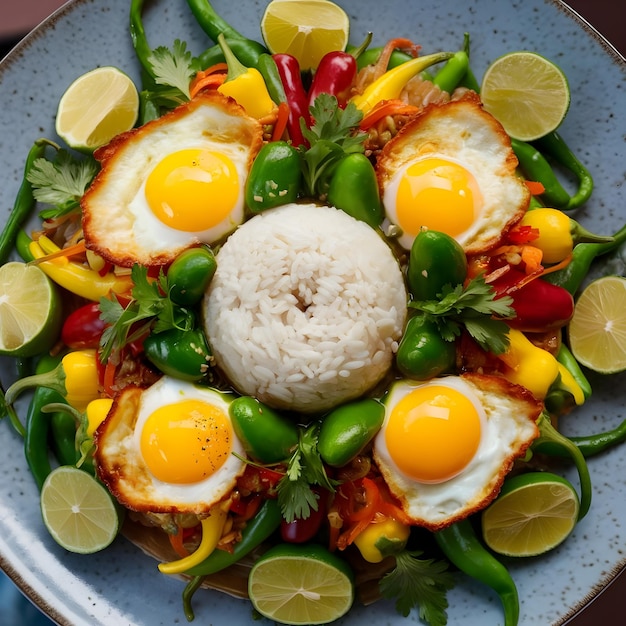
top-left (61, 302), bottom-right (107, 349)
top-left (273, 53), bottom-right (310, 147)
top-left (308, 51), bottom-right (357, 109)
top-left (494, 269), bottom-right (574, 332)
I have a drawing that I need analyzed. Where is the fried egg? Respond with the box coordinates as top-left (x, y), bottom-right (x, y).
top-left (82, 91), bottom-right (264, 267)
top-left (373, 373), bottom-right (541, 531)
top-left (376, 93), bottom-right (529, 253)
top-left (94, 376), bottom-right (246, 515)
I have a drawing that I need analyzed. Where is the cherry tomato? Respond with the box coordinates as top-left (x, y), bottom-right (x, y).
top-left (61, 302), bottom-right (106, 349)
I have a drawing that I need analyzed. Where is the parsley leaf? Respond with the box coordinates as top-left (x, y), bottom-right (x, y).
top-left (299, 94), bottom-right (366, 198)
top-left (98, 264), bottom-right (193, 362)
top-left (277, 423), bottom-right (336, 522)
top-left (26, 149), bottom-right (98, 218)
top-left (379, 549), bottom-right (455, 626)
top-left (409, 274), bottom-right (515, 354)
top-left (147, 39), bottom-right (200, 103)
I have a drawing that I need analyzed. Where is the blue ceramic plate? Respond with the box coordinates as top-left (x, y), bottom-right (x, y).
top-left (0, 1), bottom-right (624, 624)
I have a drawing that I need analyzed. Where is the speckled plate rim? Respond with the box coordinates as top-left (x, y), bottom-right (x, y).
top-left (0, 1), bottom-right (625, 625)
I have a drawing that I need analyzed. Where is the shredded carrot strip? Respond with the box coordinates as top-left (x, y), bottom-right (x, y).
top-left (30, 239), bottom-right (87, 264)
top-left (169, 526), bottom-right (190, 559)
top-left (360, 99), bottom-right (421, 129)
top-left (524, 180), bottom-right (545, 196)
top-left (189, 63), bottom-right (228, 98)
top-left (103, 361), bottom-right (117, 397)
top-left (271, 101), bottom-right (291, 142)
top-left (539, 252), bottom-right (573, 276)
top-left (521, 245), bottom-right (544, 274)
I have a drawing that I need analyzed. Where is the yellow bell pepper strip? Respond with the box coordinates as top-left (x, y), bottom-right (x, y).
top-left (353, 516), bottom-right (411, 563)
top-left (496, 329), bottom-right (559, 400)
top-left (29, 236), bottom-right (132, 302)
top-left (4, 349), bottom-right (100, 414)
top-left (85, 397), bottom-right (114, 437)
top-left (350, 50), bottom-right (454, 115)
top-left (216, 33), bottom-right (275, 120)
top-left (158, 506), bottom-right (227, 575)
top-left (555, 363), bottom-right (585, 407)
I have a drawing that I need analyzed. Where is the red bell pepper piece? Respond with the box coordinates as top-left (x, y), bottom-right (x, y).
top-left (273, 53), bottom-right (310, 147)
top-left (493, 269), bottom-right (574, 332)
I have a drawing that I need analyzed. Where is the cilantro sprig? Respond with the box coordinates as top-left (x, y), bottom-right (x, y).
top-left (409, 274), bottom-right (515, 354)
top-left (379, 545), bottom-right (455, 626)
top-left (99, 264), bottom-right (193, 362)
top-left (277, 423), bottom-right (336, 523)
top-left (299, 94), bottom-right (366, 198)
top-left (147, 39), bottom-right (200, 103)
top-left (26, 145), bottom-right (98, 219)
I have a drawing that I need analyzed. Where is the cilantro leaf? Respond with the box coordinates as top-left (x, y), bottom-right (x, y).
top-left (379, 549), bottom-right (455, 626)
top-left (27, 150), bottom-right (98, 218)
top-left (147, 39), bottom-right (200, 102)
top-left (277, 423), bottom-right (335, 522)
top-left (299, 94), bottom-right (366, 198)
top-left (409, 274), bottom-right (515, 354)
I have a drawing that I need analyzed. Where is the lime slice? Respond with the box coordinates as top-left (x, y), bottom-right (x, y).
top-left (40, 466), bottom-right (120, 554)
top-left (481, 471), bottom-right (579, 557)
top-left (480, 51), bottom-right (570, 141)
top-left (0, 261), bottom-right (62, 357)
top-left (248, 543), bottom-right (354, 625)
top-left (261, 0), bottom-right (350, 71)
top-left (55, 66), bottom-right (139, 152)
top-left (567, 275), bottom-right (626, 374)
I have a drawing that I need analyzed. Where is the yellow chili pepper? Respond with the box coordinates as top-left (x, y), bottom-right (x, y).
top-left (4, 349), bottom-right (100, 413)
top-left (29, 236), bottom-right (132, 302)
top-left (353, 516), bottom-right (411, 563)
top-left (350, 51), bottom-right (454, 115)
top-left (158, 506), bottom-right (228, 575)
top-left (498, 329), bottom-right (559, 400)
top-left (216, 34), bottom-right (275, 120)
top-left (556, 363), bottom-right (585, 406)
top-left (85, 397), bottom-right (114, 436)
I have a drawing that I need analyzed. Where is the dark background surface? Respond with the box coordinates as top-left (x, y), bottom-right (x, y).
top-left (0, 1), bottom-right (624, 625)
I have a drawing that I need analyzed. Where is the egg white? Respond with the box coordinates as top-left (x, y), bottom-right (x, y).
top-left (94, 376), bottom-right (246, 515)
top-left (373, 374), bottom-right (541, 530)
top-left (82, 91), bottom-right (264, 268)
top-left (377, 93), bottom-right (530, 254)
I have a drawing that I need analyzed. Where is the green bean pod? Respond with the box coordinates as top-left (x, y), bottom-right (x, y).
top-left (245, 141), bottom-right (302, 213)
top-left (327, 153), bottom-right (384, 228)
top-left (229, 396), bottom-right (299, 463)
top-left (435, 519), bottom-right (519, 626)
top-left (0, 139), bottom-right (47, 264)
top-left (317, 398), bottom-right (385, 467)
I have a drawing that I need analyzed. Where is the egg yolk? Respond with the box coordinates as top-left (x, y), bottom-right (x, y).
top-left (394, 157), bottom-right (483, 238)
top-left (385, 384), bottom-right (482, 483)
top-left (145, 149), bottom-right (239, 232)
top-left (140, 399), bottom-right (232, 484)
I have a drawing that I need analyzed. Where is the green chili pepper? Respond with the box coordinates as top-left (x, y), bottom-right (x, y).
top-left (15, 229), bottom-right (35, 262)
top-left (256, 53), bottom-right (287, 105)
top-left (532, 412), bottom-right (591, 519)
top-left (533, 131), bottom-right (594, 210)
top-left (327, 153), bottom-right (384, 228)
top-left (182, 574), bottom-right (205, 621)
top-left (167, 245), bottom-right (217, 307)
top-left (511, 139), bottom-right (571, 208)
top-left (431, 34), bottom-right (470, 94)
top-left (435, 519), bottom-right (519, 626)
top-left (396, 314), bottom-right (456, 380)
top-left (229, 396), bottom-right (299, 463)
top-left (351, 46), bottom-right (414, 71)
top-left (50, 410), bottom-right (79, 467)
top-left (544, 223), bottom-right (626, 295)
top-left (0, 139), bottom-right (47, 264)
top-left (245, 141), bottom-right (302, 213)
top-left (143, 327), bottom-right (212, 382)
top-left (0, 383), bottom-right (25, 437)
top-left (185, 0), bottom-right (268, 68)
top-left (24, 354), bottom-right (65, 490)
top-left (407, 229), bottom-right (468, 300)
top-left (317, 398), bottom-right (385, 467)
top-left (129, 0), bottom-right (157, 82)
top-left (184, 498), bottom-right (281, 576)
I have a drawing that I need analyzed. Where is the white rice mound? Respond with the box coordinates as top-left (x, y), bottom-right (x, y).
top-left (203, 203), bottom-right (407, 413)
